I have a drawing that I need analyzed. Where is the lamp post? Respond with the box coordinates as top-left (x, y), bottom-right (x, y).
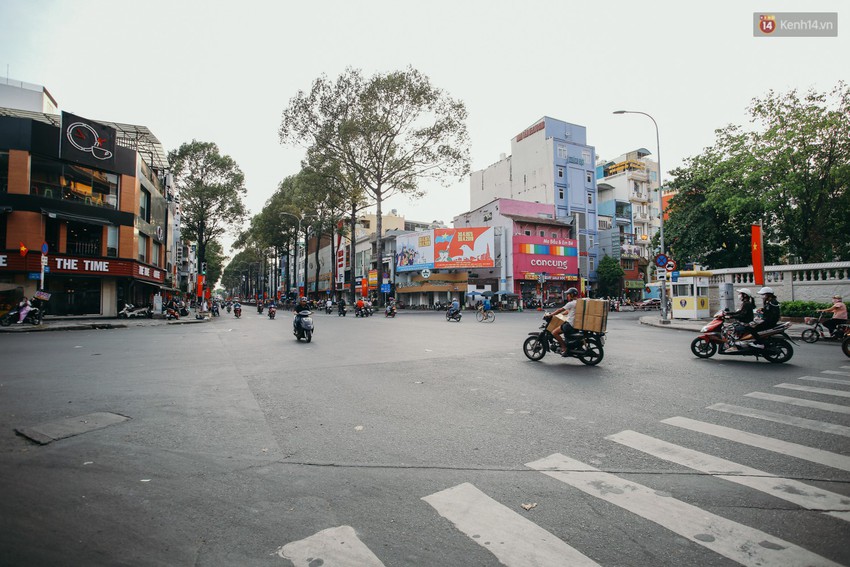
top-left (280, 212), bottom-right (315, 300)
top-left (613, 110), bottom-right (669, 321)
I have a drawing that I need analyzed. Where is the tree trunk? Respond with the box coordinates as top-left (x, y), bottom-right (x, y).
top-left (302, 225), bottom-right (309, 299)
top-left (374, 186), bottom-right (383, 307)
top-left (349, 208), bottom-right (357, 304)
top-left (314, 229), bottom-right (321, 302)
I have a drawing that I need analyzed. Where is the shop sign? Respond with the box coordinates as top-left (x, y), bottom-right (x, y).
top-left (0, 254), bottom-right (6, 267)
top-left (0, 253), bottom-right (165, 283)
top-left (396, 228), bottom-right (495, 272)
top-left (513, 235), bottom-right (578, 279)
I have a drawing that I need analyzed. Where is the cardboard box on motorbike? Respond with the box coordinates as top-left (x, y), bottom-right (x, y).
top-left (546, 299), bottom-right (609, 333)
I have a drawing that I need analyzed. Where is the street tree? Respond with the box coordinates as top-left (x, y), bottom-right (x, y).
top-left (280, 66), bottom-right (471, 303)
top-left (665, 83), bottom-right (850, 267)
top-left (596, 255), bottom-right (625, 299)
top-left (167, 141), bottom-right (248, 278)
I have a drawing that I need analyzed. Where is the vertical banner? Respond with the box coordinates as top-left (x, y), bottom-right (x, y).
top-left (360, 276), bottom-right (368, 297)
top-left (196, 275), bottom-right (205, 298)
top-left (751, 223), bottom-right (765, 286)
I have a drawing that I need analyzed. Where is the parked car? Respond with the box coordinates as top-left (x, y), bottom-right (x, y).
top-left (637, 298), bottom-right (661, 310)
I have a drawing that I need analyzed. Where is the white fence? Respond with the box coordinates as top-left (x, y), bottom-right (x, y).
top-left (706, 262), bottom-right (850, 307)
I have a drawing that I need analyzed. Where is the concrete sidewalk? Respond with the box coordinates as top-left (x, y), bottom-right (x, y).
top-left (639, 315), bottom-right (808, 338)
top-left (0, 313), bottom-right (210, 333)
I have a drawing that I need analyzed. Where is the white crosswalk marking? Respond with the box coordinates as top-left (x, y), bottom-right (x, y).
top-left (708, 402), bottom-right (850, 437)
top-left (776, 383), bottom-right (850, 398)
top-left (423, 482), bottom-right (600, 567)
top-left (607, 430), bottom-right (850, 519)
top-left (526, 453), bottom-right (841, 567)
top-left (823, 370), bottom-right (850, 376)
top-left (800, 375), bottom-right (850, 386)
top-left (277, 525), bottom-right (385, 566)
top-left (662, 416), bottom-right (850, 471)
top-left (745, 391), bottom-right (850, 414)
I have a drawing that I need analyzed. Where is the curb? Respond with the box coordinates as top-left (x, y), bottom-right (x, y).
top-left (0, 317), bottom-right (209, 334)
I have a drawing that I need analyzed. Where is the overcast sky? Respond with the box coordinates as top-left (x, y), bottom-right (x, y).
top-left (2, 0), bottom-right (846, 254)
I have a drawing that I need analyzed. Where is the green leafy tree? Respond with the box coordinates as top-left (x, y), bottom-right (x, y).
top-left (280, 66), bottom-right (471, 304)
top-left (595, 255), bottom-right (625, 298)
top-left (204, 239), bottom-right (226, 287)
top-left (665, 83), bottom-right (850, 267)
top-left (168, 141), bottom-right (248, 280)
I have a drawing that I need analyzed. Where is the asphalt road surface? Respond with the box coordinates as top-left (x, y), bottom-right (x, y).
top-left (1, 309), bottom-right (848, 566)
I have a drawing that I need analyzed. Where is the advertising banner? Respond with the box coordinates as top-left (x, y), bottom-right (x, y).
top-left (512, 235), bottom-right (578, 278)
top-left (60, 111), bottom-right (117, 172)
top-left (395, 231), bottom-right (434, 272)
top-left (434, 227), bottom-right (495, 269)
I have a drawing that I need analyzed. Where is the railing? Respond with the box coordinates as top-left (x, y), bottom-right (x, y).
top-left (67, 241), bottom-right (101, 257)
top-left (30, 182), bottom-right (117, 209)
top-left (705, 261), bottom-right (850, 303)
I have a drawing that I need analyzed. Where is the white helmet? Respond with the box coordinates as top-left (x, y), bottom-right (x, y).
top-left (758, 286), bottom-right (774, 295)
top-left (738, 288), bottom-right (752, 297)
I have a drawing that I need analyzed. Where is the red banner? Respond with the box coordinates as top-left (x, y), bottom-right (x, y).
top-left (751, 223), bottom-right (765, 286)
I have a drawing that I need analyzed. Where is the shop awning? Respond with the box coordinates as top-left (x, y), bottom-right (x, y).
top-left (41, 208), bottom-right (113, 226)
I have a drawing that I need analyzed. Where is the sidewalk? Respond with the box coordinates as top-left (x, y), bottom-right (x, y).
top-left (639, 315), bottom-right (807, 338)
top-left (0, 314), bottom-right (210, 333)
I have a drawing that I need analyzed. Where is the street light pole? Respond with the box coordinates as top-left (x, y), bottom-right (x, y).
top-left (279, 212), bottom-right (303, 300)
top-left (613, 110), bottom-right (669, 321)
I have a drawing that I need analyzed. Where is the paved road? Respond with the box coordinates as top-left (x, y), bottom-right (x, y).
top-left (1, 309), bottom-right (847, 566)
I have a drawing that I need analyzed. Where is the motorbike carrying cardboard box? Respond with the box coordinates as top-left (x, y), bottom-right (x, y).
top-left (546, 313), bottom-right (568, 333)
top-left (574, 299), bottom-right (609, 333)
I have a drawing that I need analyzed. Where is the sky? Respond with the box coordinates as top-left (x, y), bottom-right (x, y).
top-left (1, 0), bottom-right (846, 257)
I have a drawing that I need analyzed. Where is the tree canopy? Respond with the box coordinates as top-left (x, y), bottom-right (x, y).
top-left (664, 83), bottom-right (850, 267)
top-left (595, 255), bottom-right (625, 298)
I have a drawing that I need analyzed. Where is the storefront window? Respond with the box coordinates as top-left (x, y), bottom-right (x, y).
top-left (45, 276), bottom-right (101, 316)
top-left (138, 234), bottom-right (148, 263)
top-left (30, 157), bottom-right (119, 209)
top-left (152, 241), bottom-right (160, 267)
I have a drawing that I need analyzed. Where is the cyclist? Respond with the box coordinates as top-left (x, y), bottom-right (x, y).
top-left (819, 295), bottom-right (847, 337)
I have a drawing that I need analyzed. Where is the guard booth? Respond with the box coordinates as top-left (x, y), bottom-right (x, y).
top-left (671, 271), bottom-right (712, 319)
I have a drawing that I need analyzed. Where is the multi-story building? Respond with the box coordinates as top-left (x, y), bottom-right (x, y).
top-left (469, 116), bottom-right (599, 288)
top-left (0, 81), bottom-right (173, 316)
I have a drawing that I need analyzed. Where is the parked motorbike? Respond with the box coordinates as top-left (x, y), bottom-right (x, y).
top-left (179, 306), bottom-right (189, 317)
top-left (0, 305), bottom-right (42, 326)
top-left (690, 310), bottom-right (795, 363)
top-left (522, 314), bottom-right (605, 365)
top-left (446, 309), bottom-right (462, 322)
top-left (234, 305), bottom-right (242, 319)
top-left (118, 303), bottom-right (152, 319)
top-left (338, 305), bottom-right (347, 317)
top-left (293, 310), bottom-right (314, 342)
top-left (268, 305), bottom-right (277, 320)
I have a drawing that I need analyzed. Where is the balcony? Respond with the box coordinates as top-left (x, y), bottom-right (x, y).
top-left (67, 240), bottom-right (102, 257)
top-left (631, 191), bottom-right (649, 203)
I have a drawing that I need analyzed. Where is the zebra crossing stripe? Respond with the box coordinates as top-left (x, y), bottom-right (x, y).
top-left (276, 525), bottom-right (385, 566)
top-left (745, 392), bottom-right (850, 415)
top-left (607, 430), bottom-right (850, 518)
top-left (662, 416), bottom-right (850, 472)
top-left (775, 383), bottom-right (850, 398)
top-left (708, 402), bottom-right (850, 437)
top-left (823, 370), bottom-right (850, 376)
top-left (422, 482), bottom-right (600, 567)
top-left (800, 375), bottom-right (850, 386)
top-left (526, 453), bottom-right (841, 567)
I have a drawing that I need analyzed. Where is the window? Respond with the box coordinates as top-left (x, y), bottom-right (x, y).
top-left (589, 257), bottom-right (595, 271)
top-left (673, 284), bottom-right (690, 296)
top-left (587, 192), bottom-right (593, 205)
top-left (107, 226), bottom-right (118, 258)
top-left (558, 187), bottom-right (564, 200)
top-left (636, 226), bottom-right (642, 238)
top-left (539, 230), bottom-right (545, 237)
top-left (0, 151), bottom-right (8, 192)
top-left (557, 167), bottom-right (564, 178)
top-left (650, 171), bottom-right (658, 181)
top-left (138, 233), bottom-right (148, 263)
top-left (152, 241), bottom-right (161, 267)
top-left (586, 171), bottom-right (592, 184)
top-left (30, 157), bottom-right (119, 208)
top-left (582, 150), bottom-right (591, 165)
top-left (552, 232), bottom-right (558, 238)
top-left (557, 145), bottom-right (568, 159)
top-left (140, 189), bottom-right (150, 222)
top-left (45, 217), bottom-right (60, 253)
top-left (622, 259), bottom-right (635, 270)
top-left (524, 230), bottom-right (531, 236)
top-left (66, 221), bottom-right (102, 257)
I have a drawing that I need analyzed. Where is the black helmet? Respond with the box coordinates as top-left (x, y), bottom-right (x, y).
top-left (566, 287), bottom-right (579, 296)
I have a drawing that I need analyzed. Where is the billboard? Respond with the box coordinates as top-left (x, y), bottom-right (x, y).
top-left (512, 235), bottom-right (578, 277)
top-left (434, 227), bottom-right (495, 269)
top-left (395, 230), bottom-right (434, 272)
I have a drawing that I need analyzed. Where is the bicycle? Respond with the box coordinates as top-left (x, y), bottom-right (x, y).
top-left (475, 306), bottom-right (495, 323)
top-left (801, 312), bottom-right (849, 343)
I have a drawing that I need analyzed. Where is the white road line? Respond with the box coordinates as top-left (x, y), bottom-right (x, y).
top-left (801, 375), bottom-right (850, 385)
top-left (607, 430), bottom-right (850, 518)
top-left (526, 453), bottom-right (841, 567)
top-left (823, 370), bottom-right (850, 376)
top-left (662, 416), bottom-right (850, 472)
top-left (775, 383), bottom-right (850, 399)
top-left (745, 392), bottom-right (850, 415)
top-left (422, 482), bottom-right (600, 567)
top-left (708, 402), bottom-right (850, 437)
top-left (277, 525), bottom-right (385, 567)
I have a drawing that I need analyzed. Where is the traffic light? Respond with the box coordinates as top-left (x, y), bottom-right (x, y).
top-left (201, 262), bottom-right (207, 275)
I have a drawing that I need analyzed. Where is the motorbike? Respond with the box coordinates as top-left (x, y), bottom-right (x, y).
top-left (118, 303), bottom-right (152, 319)
top-left (446, 309), bottom-right (462, 322)
top-left (338, 304), bottom-right (347, 317)
top-left (257, 303), bottom-right (264, 314)
top-left (523, 314), bottom-right (605, 365)
top-left (179, 306), bottom-right (189, 317)
top-left (226, 304), bottom-right (232, 314)
top-left (355, 306), bottom-right (367, 317)
top-left (690, 310), bottom-right (795, 363)
top-left (326, 304), bottom-right (333, 315)
top-left (268, 305), bottom-right (277, 319)
top-left (385, 305), bottom-right (397, 318)
top-left (293, 310), bottom-right (314, 342)
top-left (234, 305), bottom-right (242, 319)
top-left (1, 304), bottom-right (42, 326)
top-left (165, 306), bottom-right (180, 320)
top-left (843, 336), bottom-right (850, 358)
top-left (211, 303), bottom-right (220, 317)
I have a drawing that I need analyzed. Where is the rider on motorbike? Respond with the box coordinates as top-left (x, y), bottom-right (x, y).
top-left (725, 288), bottom-right (755, 351)
top-left (448, 297), bottom-right (460, 318)
top-left (748, 287), bottom-right (780, 348)
top-left (293, 297), bottom-right (310, 330)
top-left (551, 287), bottom-right (579, 356)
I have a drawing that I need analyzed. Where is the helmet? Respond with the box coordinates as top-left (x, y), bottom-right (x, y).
top-left (738, 288), bottom-right (752, 297)
top-left (566, 287), bottom-right (579, 297)
top-left (758, 287), bottom-right (774, 295)
top-left (299, 297), bottom-right (307, 303)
